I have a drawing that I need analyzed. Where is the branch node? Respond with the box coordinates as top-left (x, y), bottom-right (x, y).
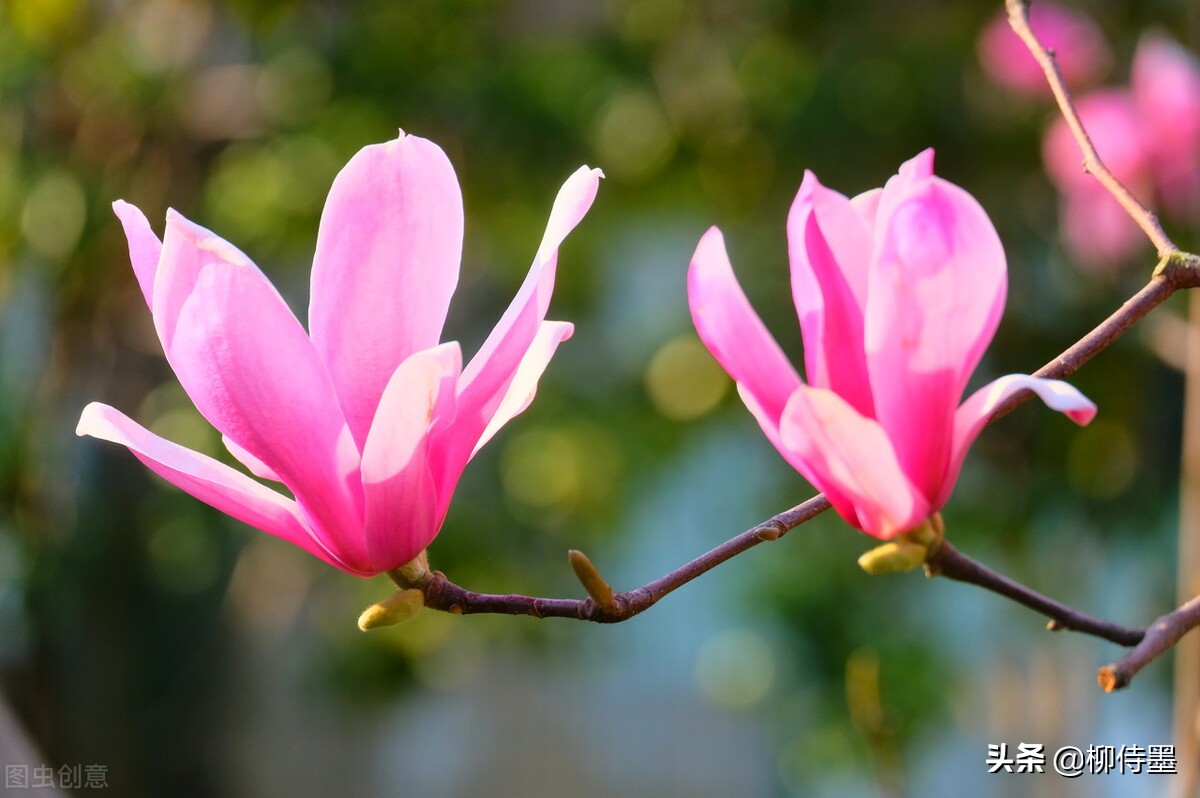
top-left (568, 549), bottom-right (615, 610)
top-left (859, 514), bottom-right (944, 575)
top-left (754, 522), bottom-right (785, 541)
top-left (1155, 250), bottom-right (1200, 287)
top-left (388, 550), bottom-right (432, 590)
top-left (1046, 619), bottom-right (1064, 632)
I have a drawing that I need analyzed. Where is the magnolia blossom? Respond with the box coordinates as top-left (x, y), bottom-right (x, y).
top-left (1043, 92), bottom-right (1152, 266)
top-left (978, 1), bottom-right (1109, 96)
top-left (1132, 34), bottom-right (1200, 220)
top-left (689, 150), bottom-right (1096, 539)
top-left (79, 132), bottom-right (602, 576)
top-left (1043, 35), bottom-right (1200, 266)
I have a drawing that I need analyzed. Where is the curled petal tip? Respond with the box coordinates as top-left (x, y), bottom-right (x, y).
top-left (1067, 402), bottom-right (1098, 427)
top-left (572, 165), bottom-right (605, 185)
top-left (696, 225), bottom-right (725, 249)
top-left (906, 148), bottom-right (936, 177)
top-left (76, 401), bottom-right (102, 436)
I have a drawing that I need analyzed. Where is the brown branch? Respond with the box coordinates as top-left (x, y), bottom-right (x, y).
top-left (402, 495), bottom-right (831, 622)
top-left (383, 268), bottom-right (1192, 626)
top-left (992, 265), bottom-right (1200, 422)
top-left (1005, 0), bottom-right (1178, 257)
top-left (1099, 595), bottom-right (1200, 692)
top-left (926, 541), bottom-right (1145, 646)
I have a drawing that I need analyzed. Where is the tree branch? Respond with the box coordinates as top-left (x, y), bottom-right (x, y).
top-left (992, 266), bottom-right (1199, 422)
top-left (1099, 595), bottom-right (1200, 692)
top-left (926, 540), bottom-right (1144, 646)
top-left (1004, 0), bottom-right (1178, 257)
top-left (400, 495), bottom-right (832, 622)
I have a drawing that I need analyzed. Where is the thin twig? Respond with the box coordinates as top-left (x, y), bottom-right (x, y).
top-left (1099, 595), bottom-right (1200, 692)
top-left (1005, 0), bottom-right (1178, 257)
top-left (991, 267), bottom-right (1199, 422)
top-left (411, 496), bottom-right (831, 622)
top-left (926, 541), bottom-right (1145, 646)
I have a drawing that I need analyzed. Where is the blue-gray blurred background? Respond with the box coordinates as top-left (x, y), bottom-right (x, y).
top-left (0, 0), bottom-right (1197, 795)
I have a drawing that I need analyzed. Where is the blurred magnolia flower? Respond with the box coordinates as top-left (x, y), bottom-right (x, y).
top-left (1043, 91), bottom-right (1151, 266)
top-left (978, 1), bottom-right (1110, 96)
top-left (689, 150), bottom-right (1095, 540)
top-left (79, 131), bottom-right (603, 576)
top-left (1132, 34), bottom-right (1200, 220)
top-left (1043, 35), bottom-right (1200, 267)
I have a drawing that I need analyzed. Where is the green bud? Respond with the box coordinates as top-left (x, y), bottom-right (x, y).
top-left (857, 513), bottom-right (945, 575)
top-left (358, 588), bottom-right (425, 631)
top-left (857, 540), bottom-right (929, 574)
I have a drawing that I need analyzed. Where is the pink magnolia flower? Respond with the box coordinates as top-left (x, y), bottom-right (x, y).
top-left (1132, 34), bottom-right (1200, 219)
top-left (1043, 91), bottom-right (1152, 267)
top-left (979, 1), bottom-right (1110, 97)
top-left (78, 131), bottom-right (603, 576)
top-left (689, 150), bottom-right (1096, 540)
top-left (1042, 35), bottom-right (1200, 266)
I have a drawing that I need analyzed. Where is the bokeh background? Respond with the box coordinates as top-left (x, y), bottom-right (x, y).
top-left (1, 0), bottom-right (1198, 795)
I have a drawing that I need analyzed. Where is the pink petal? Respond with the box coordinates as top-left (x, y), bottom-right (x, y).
top-left (153, 211), bottom-right (260, 354)
top-left (361, 343), bottom-right (461, 572)
top-left (688, 226), bottom-right (803, 459)
top-left (164, 236), bottom-right (365, 568)
top-left (936, 374), bottom-right (1096, 508)
top-left (112, 201), bottom-right (162, 308)
top-left (787, 171), bottom-right (874, 416)
top-left (779, 386), bottom-right (926, 539)
top-left (977, 2), bottom-right (1110, 96)
top-left (864, 174), bottom-right (1007, 503)
top-left (458, 166), bottom-right (601, 394)
top-left (472, 320), bottom-right (574, 458)
top-left (432, 166), bottom-right (601, 494)
top-left (873, 149), bottom-right (936, 238)
top-left (223, 435), bottom-right (282, 482)
top-left (308, 132), bottom-right (465, 447)
top-left (77, 402), bottom-right (369, 575)
top-left (850, 188), bottom-right (882, 230)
